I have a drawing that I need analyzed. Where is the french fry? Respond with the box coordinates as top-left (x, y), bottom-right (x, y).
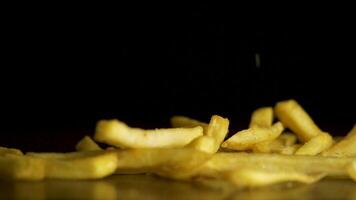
top-left (223, 168), bottom-right (325, 188)
top-left (280, 144), bottom-right (302, 155)
top-left (322, 125), bottom-right (356, 157)
top-left (222, 122), bottom-right (284, 151)
top-left (76, 136), bottom-right (103, 152)
top-left (205, 115), bottom-right (229, 152)
top-left (27, 150), bottom-right (119, 180)
top-left (171, 116), bottom-right (208, 132)
top-left (249, 107), bottom-right (273, 128)
top-left (252, 132), bottom-right (298, 153)
top-left (0, 154), bottom-right (45, 180)
top-left (94, 119), bottom-right (203, 149)
top-left (279, 132), bottom-right (298, 146)
top-left (295, 132), bottom-right (334, 156)
top-left (0, 146), bottom-right (23, 156)
top-left (114, 148), bottom-right (212, 180)
top-left (275, 99), bottom-right (322, 142)
top-left (347, 161), bottom-right (356, 181)
top-left (186, 136), bottom-right (216, 153)
top-left (199, 152), bottom-right (355, 178)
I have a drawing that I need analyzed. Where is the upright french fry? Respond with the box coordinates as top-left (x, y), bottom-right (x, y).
top-left (94, 119), bottom-right (203, 149)
top-left (249, 107), bottom-right (273, 128)
top-left (171, 116), bottom-right (208, 132)
top-left (76, 136), bottom-right (103, 152)
top-left (0, 147), bottom-right (23, 156)
top-left (0, 154), bottom-right (45, 180)
top-left (322, 125), bottom-right (356, 157)
top-left (205, 115), bottom-right (229, 152)
top-left (222, 122), bottom-right (284, 151)
top-left (199, 152), bottom-right (355, 178)
top-left (223, 168), bottom-right (324, 188)
top-left (295, 132), bottom-right (334, 156)
top-left (275, 99), bottom-right (322, 142)
top-left (27, 150), bottom-right (119, 180)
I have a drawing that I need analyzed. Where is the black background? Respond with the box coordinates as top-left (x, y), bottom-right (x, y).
top-left (1, 4), bottom-right (355, 151)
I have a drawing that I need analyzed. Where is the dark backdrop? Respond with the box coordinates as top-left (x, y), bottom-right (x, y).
top-left (1, 4), bottom-right (355, 151)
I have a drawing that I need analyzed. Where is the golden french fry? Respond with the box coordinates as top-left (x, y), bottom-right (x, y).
top-left (280, 144), bottom-right (302, 155)
top-left (76, 136), bottom-right (103, 152)
top-left (249, 107), bottom-right (273, 128)
top-left (222, 122), bottom-right (284, 151)
top-left (0, 154), bottom-right (45, 180)
top-left (347, 161), bottom-right (356, 181)
top-left (205, 115), bottom-right (229, 152)
top-left (223, 168), bottom-right (325, 187)
top-left (170, 116), bottom-right (208, 132)
top-left (27, 150), bottom-right (119, 180)
top-left (252, 141), bottom-right (273, 153)
top-left (186, 136), bottom-right (216, 153)
top-left (114, 148), bottom-right (212, 180)
top-left (275, 99), bottom-right (322, 142)
top-left (94, 119), bottom-right (203, 149)
top-left (295, 132), bottom-right (334, 156)
top-left (279, 132), bottom-right (298, 146)
top-left (322, 125), bottom-right (356, 157)
top-left (252, 132), bottom-right (298, 153)
top-left (0, 146), bottom-right (23, 156)
top-left (199, 152), bottom-right (355, 178)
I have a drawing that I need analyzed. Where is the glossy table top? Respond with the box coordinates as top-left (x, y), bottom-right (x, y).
top-left (1, 175), bottom-right (356, 200)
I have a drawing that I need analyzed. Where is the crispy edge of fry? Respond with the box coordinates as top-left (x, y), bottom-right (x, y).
top-left (94, 119), bottom-right (203, 148)
top-left (222, 122), bottom-right (284, 151)
top-left (249, 107), bottom-right (274, 128)
top-left (76, 136), bottom-right (103, 152)
top-left (295, 132), bottom-right (334, 156)
top-left (0, 146), bottom-right (23, 156)
top-left (170, 116), bottom-right (208, 132)
top-left (275, 99), bottom-right (321, 143)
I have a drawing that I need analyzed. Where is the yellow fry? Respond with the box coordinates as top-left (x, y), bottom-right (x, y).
top-left (222, 122), bottom-right (284, 151)
top-left (94, 119), bottom-right (203, 149)
top-left (347, 161), bottom-right (356, 181)
top-left (249, 107), bottom-right (273, 128)
top-left (76, 136), bottom-right (103, 152)
top-left (280, 144), bottom-right (302, 155)
top-left (186, 136), bottom-right (216, 153)
top-left (205, 115), bottom-right (229, 152)
top-left (275, 99), bottom-right (322, 142)
top-left (322, 125), bottom-right (356, 157)
top-left (295, 132), bottom-right (334, 156)
top-left (0, 146), bottom-right (23, 156)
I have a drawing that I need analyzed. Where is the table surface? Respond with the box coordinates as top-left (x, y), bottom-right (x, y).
top-left (1, 175), bottom-right (356, 200)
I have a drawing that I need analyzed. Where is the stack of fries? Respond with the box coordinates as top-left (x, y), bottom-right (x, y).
top-left (1, 99), bottom-right (355, 187)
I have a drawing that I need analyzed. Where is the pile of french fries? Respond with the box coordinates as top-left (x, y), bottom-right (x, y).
top-left (1, 99), bottom-right (356, 188)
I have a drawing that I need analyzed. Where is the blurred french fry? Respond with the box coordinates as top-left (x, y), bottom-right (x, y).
top-left (223, 168), bottom-right (325, 188)
top-left (222, 122), bottom-right (284, 151)
top-left (279, 132), bottom-right (298, 146)
top-left (295, 132), bottom-right (334, 156)
top-left (187, 136), bottom-right (216, 153)
top-left (0, 154), bottom-right (45, 180)
top-left (275, 99), bottom-right (322, 142)
top-left (252, 132), bottom-right (298, 153)
top-left (199, 152), bottom-right (355, 178)
top-left (280, 144), bottom-right (302, 155)
top-left (94, 119), bottom-right (203, 149)
top-left (114, 148), bottom-right (212, 180)
top-left (0, 146), bottom-right (23, 156)
top-left (347, 161), bottom-right (356, 181)
top-left (171, 116), bottom-right (208, 132)
top-left (322, 125), bottom-right (356, 157)
top-left (249, 107), bottom-right (273, 128)
top-left (76, 136), bottom-right (103, 152)
top-left (26, 150), bottom-right (118, 180)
